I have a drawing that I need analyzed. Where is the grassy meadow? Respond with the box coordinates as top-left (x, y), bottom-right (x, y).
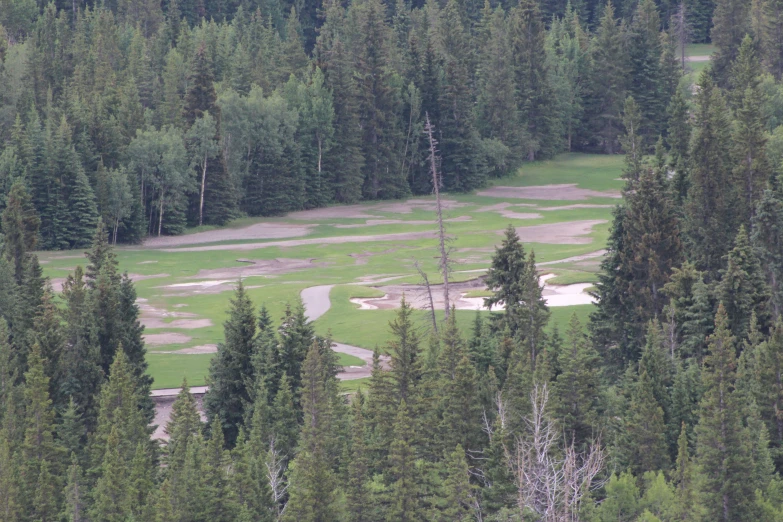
top-left (38, 153), bottom-right (623, 389)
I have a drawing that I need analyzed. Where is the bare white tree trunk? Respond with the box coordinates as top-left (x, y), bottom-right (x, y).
top-left (502, 384), bottom-right (606, 521)
top-left (425, 113), bottom-right (451, 320)
top-left (199, 155), bottom-right (208, 227)
top-left (158, 190), bottom-right (165, 237)
top-left (265, 438), bottom-right (288, 520)
top-left (415, 260), bottom-right (438, 334)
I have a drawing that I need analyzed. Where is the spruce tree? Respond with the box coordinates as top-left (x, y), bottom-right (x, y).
top-left (346, 396), bottom-right (372, 522)
top-left (552, 314), bottom-right (600, 446)
top-left (626, 369), bottom-right (670, 474)
top-left (204, 282), bottom-right (257, 447)
top-left (752, 189), bottom-right (783, 320)
top-left (695, 304), bottom-right (757, 521)
top-left (386, 399), bottom-right (425, 522)
top-left (711, 0), bottom-right (752, 85)
top-left (1, 180), bottom-right (39, 282)
top-left (433, 445), bottom-right (475, 521)
top-left (508, 0), bottom-right (559, 159)
top-left (90, 427), bottom-right (131, 522)
top-left (666, 90), bottom-right (691, 205)
top-left (586, 1), bottom-right (627, 153)
top-left (685, 72), bottom-right (737, 277)
top-left (717, 226), bottom-right (771, 340)
top-left (283, 342), bottom-right (341, 521)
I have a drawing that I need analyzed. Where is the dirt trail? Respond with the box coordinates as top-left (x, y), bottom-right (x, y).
top-left (478, 184), bottom-right (621, 201)
top-left (686, 55), bottom-right (711, 62)
top-left (162, 231), bottom-right (439, 253)
top-left (143, 223), bottom-right (313, 248)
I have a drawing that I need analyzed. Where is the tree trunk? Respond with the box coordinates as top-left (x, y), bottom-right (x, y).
top-left (158, 191), bottom-right (165, 237)
top-left (199, 156), bottom-right (208, 227)
top-left (425, 113), bottom-right (451, 319)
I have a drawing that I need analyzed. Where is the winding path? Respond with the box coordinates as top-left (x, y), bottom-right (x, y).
top-left (300, 284), bottom-right (388, 378)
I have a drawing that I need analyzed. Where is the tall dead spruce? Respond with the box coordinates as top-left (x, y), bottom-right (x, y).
top-left (425, 113), bottom-right (452, 320)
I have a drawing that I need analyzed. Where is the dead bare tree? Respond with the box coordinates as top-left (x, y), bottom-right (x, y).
top-left (502, 384), bottom-right (605, 521)
top-left (265, 437), bottom-right (288, 520)
top-left (425, 112), bottom-right (452, 320)
top-left (414, 259), bottom-right (438, 334)
top-left (672, 2), bottom-right (691, 71)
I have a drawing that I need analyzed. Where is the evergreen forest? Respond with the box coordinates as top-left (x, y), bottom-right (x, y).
top-left (7, 0), bottom-right (783, 520)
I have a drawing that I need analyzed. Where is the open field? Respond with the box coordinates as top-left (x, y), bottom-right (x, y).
top-left (38, 153), bottom-right (622, 389)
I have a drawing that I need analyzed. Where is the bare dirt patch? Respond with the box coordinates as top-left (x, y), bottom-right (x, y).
top-left (144, 333), bottom-right (192, 346)
top-left (376, 198), bottom-right (469, 214)
top-left (156, 344), bottom-right (218, 354)
top-left (143, 222), bottom-right (314, 248)
top-left (538, 204), bottom-right (614, 211)
top-left (163, 231), bottom-right (440, 253)
top-left (288, 205), bottom-right (382, 220)
top-left (138, 260), bottom-right (158, 264)
top-left (476, 202), bottom-right (538, 212)
top-left (335, 215), bottom-right (471, 229)
top-left (498, 211), bottom-right (542, 220)
top-left (143, 318), bottom-right (213, 329)
top-left (192, 258), bottom-right (327, 279)
top-left (478, 184), bottom-right (621, 201)
top-left (513, 220), bottom-right (607, 244)
top-left (348, 248), bottom-right (400, 265)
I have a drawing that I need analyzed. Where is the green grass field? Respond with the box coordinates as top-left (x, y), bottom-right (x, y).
top-left (39, 153), bottom-right (622, 389)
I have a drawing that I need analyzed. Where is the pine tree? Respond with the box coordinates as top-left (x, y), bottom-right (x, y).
top-left (626, 0), bottom-right (670, 140)
top-left (90, 427), bottom-right (131, 522)
top-left (316, 7), bottom-right (365, 204)
top-left (756, 322), bottom-right (783, 469)
top-left (711, 0), bottom-right (752, 85)
top-left (753, 189), bottom-right (783, 320)
top-left (276, 300), bottom-right (314, 396)
top-left (346, 397), bottom-right (372, 522)
top-left (204, 282), bottom-right (257, 447)
top-left (666, 90), bottom-right (691, 205)
top-left (717, 226), bottom-right (771, 340)
top-left (626, 369), bottom-right (670, 474)
top-left (485, 225), bottom-right (528, 334)
top-left (733, 82), bottom-right (771, 227)
top-left (509, 0), bottom-right (560, 160)
top-left (353, 0), bottom-right (407, 199)
top-left (283, 342), bottom-right (341, 521)
top-left (672, 422), bottom-right (698, 519)
top-left (1, 180), bottom-right (39, 282)
top-left (695, 304), bottom-right (757, 521)
top-left (586, 1), bottom-right (628, 153)
top-left (433, 445), bottom-right (475, 521)
top-left (552, 314), bottom-right (600, 446)
top-left (685, 72), bottom-right (738, 277)
top-left (436, 0), bottom-right (486, 191)
top-left (386, 399), bottom-right (425, 522)
top-left (63, 453), bottom-right (86, 522)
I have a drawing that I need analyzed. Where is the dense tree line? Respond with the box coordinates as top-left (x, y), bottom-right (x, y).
top-left (0, 0), bottom-right (755, 246)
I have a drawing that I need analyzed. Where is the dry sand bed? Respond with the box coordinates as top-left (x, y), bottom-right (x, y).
top-left (163, 231), bottom-right (440, 253)
top-left (514, 220), bottom-right (607, 244)
top-left (143, 222), bottom-right (314, 248)
top-left (478, 184), bottom-right (621, 200)
top-left (143, 332), bottom-right (192, 346)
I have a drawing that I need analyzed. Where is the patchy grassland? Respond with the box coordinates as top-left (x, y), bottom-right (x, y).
top-left (39, 153), bottom-right (622, 389)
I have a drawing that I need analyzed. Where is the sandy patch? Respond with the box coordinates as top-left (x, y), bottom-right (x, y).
top-left (51, 278), bottom-right (65, 292)
top-left (143, 222), bottom-right (314, 248)
top-left (130, 273), bottom-right (170, 281)
top-left (539, 204), bottom-right (614, 211)
top-left (349, 274), bottom-right (595, 311)
top-left (335, 215), bottom-right (471, 229)
top-left (144, 333), bottom-right (192, 346)
top-left (162, 231), bottom-right (439, 253)
top-left (152, 392), bottom-right (207, 440)
top-left (476, 202), bottom-right (538, 212)
top-left (288, 205), bottom-right (382, 220)
top-left (375, 199), bottom-right (469, 214)
top-left (478, 184), bottom-right (621, 201)
top-left (499, 212), bottom-right (542, 220)
top-left (138, 260), bottom-right (158, 264)
top-left (192, 258), bottom-right (327, 279)
top-left (687, 55), bottom-right (710, 62)
top-left (143, 318), bottom-right (213, 329)
top-left (512, 220), bottom-right (607, 244)
top-left (156, 344), bottom-right (218, 354)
